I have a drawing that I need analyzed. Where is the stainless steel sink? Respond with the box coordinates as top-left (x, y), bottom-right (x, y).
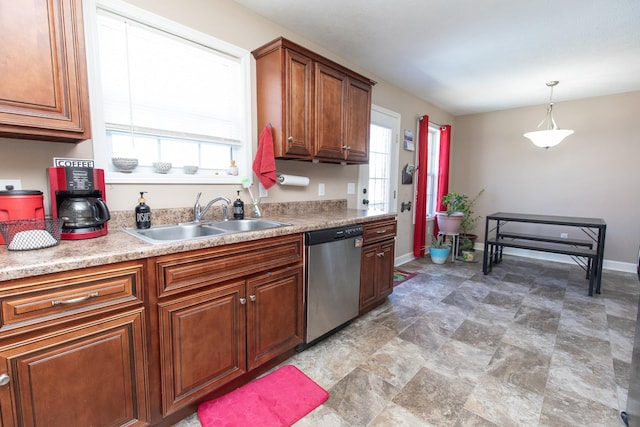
top-left (123, 219), bottom-right (289, 244)
top-left (124, 223), bottom-right (226, 243)
top-left (208, 219), bottom-right (288, 232)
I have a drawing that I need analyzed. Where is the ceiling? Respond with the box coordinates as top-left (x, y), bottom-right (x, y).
top-left (234, 0), bottom-right (640, 115)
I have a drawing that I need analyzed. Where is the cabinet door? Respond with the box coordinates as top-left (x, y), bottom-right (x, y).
top-left (314, 63), bottom-right (348, 161)
top-left (360, 245), bottom-right (379, 311)
top-left (284, 49), bottom-right (314, 157)
top-left (158, 280), bottom-right (246, 416)
top-left (0, 310), bottom-right (148, 427)
top-left (376, 240), bottom-right (395, 300)
top-left (0, 0), bottom-right (90, 141)
top-left (345, 77), bottom-right (372, 163)
top-left (247, 266), bottom-right (303, 370)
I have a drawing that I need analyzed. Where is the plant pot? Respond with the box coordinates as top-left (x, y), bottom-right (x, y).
top-left (436, 212), bottom-right (463, 234)
top-left (429, 246), bottom-right (451, 264)
top-left (458, 233), bottom-right (478, 256)
top-left (462, 250), bottom-right (475, 262)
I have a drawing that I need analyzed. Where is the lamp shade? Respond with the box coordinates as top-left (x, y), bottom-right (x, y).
top-left (523, 129), bottom-right (574, 148)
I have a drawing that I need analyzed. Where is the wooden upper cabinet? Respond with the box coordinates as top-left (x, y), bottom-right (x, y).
top-left (253, 37), bottom-right (374, 164)
top-left (254, 42), bottom-right (313, 159)
top-left (0, 0), bottom-right (91, 142)
top-left (345, 77), bottom-right (372, 163)
top-left (314, 63), bottom-right (348, 160)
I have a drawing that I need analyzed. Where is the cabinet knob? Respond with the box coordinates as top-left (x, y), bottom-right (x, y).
top-left (240, 298), bottom-right (247, 305)
top-left (0, 374), bottom-right (10, 386)
top-left (250, 295), bottom-right (256, 302)
top-left (342, 145), bottom-right (351, 150)
top-left (377, 252), bottom-right (385, 257)
top-left (287, 136), bottom-right (294, 142)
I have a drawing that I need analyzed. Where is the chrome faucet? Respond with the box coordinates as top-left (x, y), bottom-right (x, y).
top-left (193, 193), bottom-right (231, 222)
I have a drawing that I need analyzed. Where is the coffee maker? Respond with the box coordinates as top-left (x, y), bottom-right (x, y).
top-left (48, 167), bottom-right (110, 240)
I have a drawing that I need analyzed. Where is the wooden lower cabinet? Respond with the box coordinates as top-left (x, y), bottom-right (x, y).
top-left (360, 219), bottom-right (397, 314)
top-left (158, 280), bottom-right (247, 416)
top-left (247, 266), bottom-right (304, 370)
top-left (158, 266), bottom-right (304, 416)
top-left (154, 235), bottom-right (304, 418)
top-left (0, 309), bottom-right (148, 427)
top-left (360, 240), bottom-right (395, 313)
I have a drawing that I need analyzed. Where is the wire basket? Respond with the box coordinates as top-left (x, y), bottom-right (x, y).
top-left (0, 218), bottom-right (64, 251)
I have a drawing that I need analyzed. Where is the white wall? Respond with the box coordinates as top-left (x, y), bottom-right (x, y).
top-left (452, 91), bottom-right (640, 264)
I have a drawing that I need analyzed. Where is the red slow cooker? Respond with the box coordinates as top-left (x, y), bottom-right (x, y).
top-left (0, 190), bottom-right (45, 244)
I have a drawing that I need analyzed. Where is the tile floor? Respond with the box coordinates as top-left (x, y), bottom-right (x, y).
top-left (174, 254), bottom-right (638, 426)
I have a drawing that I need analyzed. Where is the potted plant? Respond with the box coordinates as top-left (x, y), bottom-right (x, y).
top-left (429, 234), bottom-right (451, 264)
top-left (460, 237), bottom-right (475, 262)
top-left (458, 189), bottom-right (485, 254)
top-left (436, 192), bottom-right (468, 234)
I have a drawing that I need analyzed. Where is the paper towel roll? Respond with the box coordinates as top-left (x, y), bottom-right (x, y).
top-left (277, 174), bottom-right (309, 186)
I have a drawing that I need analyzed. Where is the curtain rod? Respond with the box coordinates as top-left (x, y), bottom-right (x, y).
top-left (417, 116), bottom-right (444, 128)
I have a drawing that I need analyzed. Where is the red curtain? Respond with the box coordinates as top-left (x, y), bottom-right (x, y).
top-left (433, 125), bottom-right (451, 235)
top-left (413, 115), bottom-right (429, 257)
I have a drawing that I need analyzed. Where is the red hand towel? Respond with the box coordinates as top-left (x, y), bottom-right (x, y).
top-left (253, 125), bottom-right (277, 189)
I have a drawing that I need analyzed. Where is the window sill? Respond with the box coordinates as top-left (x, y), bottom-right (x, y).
top-left (106, 171), bottom-right (247, 185)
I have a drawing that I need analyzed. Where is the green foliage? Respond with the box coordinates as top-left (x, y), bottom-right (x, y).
top-left (459, 189), bottom-right (485, 235)
top-left (441, 192), bottom-right (468, 215)
top-left (460, 237), bottom-right (474, 251)
top-left (430, 234), bottom-right (451, 249)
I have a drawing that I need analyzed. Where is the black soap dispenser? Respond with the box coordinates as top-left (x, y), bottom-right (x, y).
top-left (233, 190), bottom-right (244, 220)
top-left (135, 192), bottom-right (151, 229)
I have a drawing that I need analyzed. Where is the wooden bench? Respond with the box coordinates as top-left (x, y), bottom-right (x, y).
top-left (485, 237), bottom-right (599, 295)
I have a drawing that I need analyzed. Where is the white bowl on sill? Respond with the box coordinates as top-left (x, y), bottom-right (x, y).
top-left (153, 162), bottom-right (172, 174)
top-left (112, 157), bottom-right (138, 173)
top-left (183, 165), bottom-right (199, 174)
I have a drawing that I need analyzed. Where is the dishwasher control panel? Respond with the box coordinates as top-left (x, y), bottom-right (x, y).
top-left (305, 225), bottom-right (363, 245)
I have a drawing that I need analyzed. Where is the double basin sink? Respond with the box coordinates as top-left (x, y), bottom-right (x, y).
top-left (124, 219), bottom-right (290, 244)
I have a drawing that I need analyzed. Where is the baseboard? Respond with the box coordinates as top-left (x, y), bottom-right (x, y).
top-left (395, 246), bottom-right (637, 274)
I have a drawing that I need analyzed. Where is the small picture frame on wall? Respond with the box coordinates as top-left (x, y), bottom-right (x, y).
top-left (403, 129), bottom-right (415, 151)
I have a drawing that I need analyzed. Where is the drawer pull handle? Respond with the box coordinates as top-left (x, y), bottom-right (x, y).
top-left (376, 229), bottom-right (387, 234)
top-left (341, 145), bottom-right (351, 150)
top-left (51, 292), bottom-right (99, 306)
top-left (377, 252), bottom-right (385, 257)
top-left (0, 374), bottom-right (10, 386)
top-left (250, 295), bottom-right (257, 302)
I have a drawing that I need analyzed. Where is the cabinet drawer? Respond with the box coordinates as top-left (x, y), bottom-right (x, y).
top-left (362, 220), bottom-right (397, 244)
top-left (0, 262), bottom-right (143, 333)
top-left (156, 234), bottom-right (303, 297)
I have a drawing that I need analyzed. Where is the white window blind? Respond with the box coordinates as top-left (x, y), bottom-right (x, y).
top-left (86, 0), bottom-right (251, 183)
top-left (98, 10), bottom-right (244, 145)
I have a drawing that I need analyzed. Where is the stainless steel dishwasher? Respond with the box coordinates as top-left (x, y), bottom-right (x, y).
top-left (302, 224), bottom-right (363, 348)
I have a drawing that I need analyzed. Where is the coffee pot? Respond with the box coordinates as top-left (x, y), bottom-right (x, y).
top-left (58, 197), bottom-right (110, 230)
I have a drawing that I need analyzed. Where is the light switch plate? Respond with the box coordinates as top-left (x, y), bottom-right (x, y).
top-left (258, 182), bottom-right (268, 198)
top-left (347, 182), bottom-right (356, 194)
top-left (318, 183), bottom-right (325, 196)
top-left (0, 179), bottom-right (22, 191)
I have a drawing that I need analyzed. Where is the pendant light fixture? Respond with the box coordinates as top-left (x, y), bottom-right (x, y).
top-left (523, 81), bottom-right (574, 148)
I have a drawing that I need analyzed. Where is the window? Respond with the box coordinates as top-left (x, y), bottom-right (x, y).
top-left (426, 126), bottom-right (441, 217)
top-left (367, 123), bottom-right (393, 211)
top-left (84, 0), bottom-right (251, 183)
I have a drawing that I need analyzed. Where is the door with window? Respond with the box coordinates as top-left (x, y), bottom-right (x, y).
top-left (357, 105), bottom-right (400, 212)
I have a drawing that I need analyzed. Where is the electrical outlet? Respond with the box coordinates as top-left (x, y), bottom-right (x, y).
top-left (0, 179), bottom-right (22, 191)
top-left (318, 183), bottom-right (325, 196)
top-left (347, 183), bottom-right (356, 194)
top-left (560, 233), bottom-right (568, 239)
